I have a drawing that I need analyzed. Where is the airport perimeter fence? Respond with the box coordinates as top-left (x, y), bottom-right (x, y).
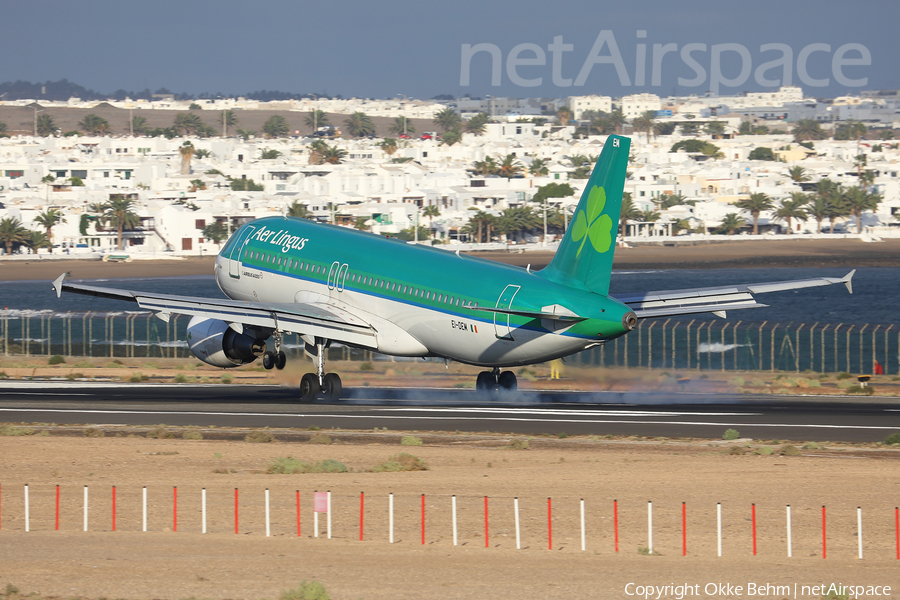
top-left (1, 309), bottom-right (898, 375)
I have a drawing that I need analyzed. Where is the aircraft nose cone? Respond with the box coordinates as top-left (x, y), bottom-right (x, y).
top-left (622, 311), bottom-right (637, 331)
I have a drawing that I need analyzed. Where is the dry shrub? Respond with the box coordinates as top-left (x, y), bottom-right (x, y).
top-left (372, 452), bottom-right (428, 472)
top-left (308, 433), bottom-right (332, 444)
top-left (146, 426), bottom-right (172, 439)
top-left (246, 430), bottom-right (275, 443)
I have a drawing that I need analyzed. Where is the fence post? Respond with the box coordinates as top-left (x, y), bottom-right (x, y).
top-left (834, 324), bottom-right (842, 373)
top-left (647, 322), bottom-right (656, 368)
top-left (661, 319), bottom-right (670, 369)
top-left (846, 326), bottom-right (854, 374)
top-left (685, 320), bottom-right (694, 369)
top-left (821, 324), bottom-right (830, 372)
top-left (758, 322), bottom-right (767, 371)
top-left (871, 325), bottom-right (881, 374)
top-left (809, 323), bottom-right (817, 373)
top-left (795, 324), bottom-right (804, 372)
top-left (886, 325), bottom-right (894, 376)
top-left (721, 323), bottom-right (730, 371)
top-left (770, 324), bottom-right (778, 372)
top-left (671, 322), bottom-right (679, 370)
top-left (858, 325), bottom-right (868, 373)
top-left (697, 322), bottom-right (707, 370)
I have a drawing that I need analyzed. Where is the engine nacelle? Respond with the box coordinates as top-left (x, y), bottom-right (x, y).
top-left (186, 316), bottom-right (265, 368)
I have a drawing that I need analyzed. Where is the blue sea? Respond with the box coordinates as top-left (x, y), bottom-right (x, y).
top-left (0, 267), bottom-right (893, 325)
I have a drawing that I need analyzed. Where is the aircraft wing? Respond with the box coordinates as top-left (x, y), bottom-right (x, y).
top-left (611, 270), bottom-right (854, 319)
top-left (51, 274), bottom-right (377, 348)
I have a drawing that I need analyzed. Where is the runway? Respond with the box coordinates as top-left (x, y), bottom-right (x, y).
top-left (1, 382), bottom-right (899, 442)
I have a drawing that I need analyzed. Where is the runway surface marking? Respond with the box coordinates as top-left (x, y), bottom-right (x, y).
top-left (0, 407), bottom-right (896, 430)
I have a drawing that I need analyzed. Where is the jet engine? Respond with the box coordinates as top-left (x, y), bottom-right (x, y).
top-left (186, 316), bottom-right (265, 368)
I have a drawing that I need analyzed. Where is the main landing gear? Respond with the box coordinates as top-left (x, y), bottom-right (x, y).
top-left (475, 367), bottom-right (517, 395)
top-left (259, 332), bottom-right (342, 403)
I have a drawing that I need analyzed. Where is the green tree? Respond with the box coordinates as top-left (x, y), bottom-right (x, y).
top-left (639, 207), bottom-right (660, 223)
top-left (880, 129), bottom-right (895, 140)
top-left (0, 217), bottom-right (27, 255)
top-left (748, 147), bottom-right (776, 161)
top-left (131, 115), bottom-right (148, 135)
top-left (632, 110), bottom-right (658, 143)
top-left (389, 116), bottom-right (415, 137)
top-left (680, 122), bottom-right (701, 135)
top-left (824, 186), bottom-right (850, 233)
top-left (788, 166), bottom-right (809, 183)
top-left (834, 120), bottom-right (867, 141)
top-left (619, 192), bottom-right (641, 236)
top-left (36, 114), bottom-right (57, 136)
top-left (230, 178), bottom-right (264, 191)
top-left (464, 210), bottom-right (496, 243)
top-left (773, 193), bottom-right (809, 234)
top-left (440, 128), bottom-right (462, 146)
top-left (78, 114), bottom-right (110, 135)
top-left (344, 112), bottom-right (375, 138)
top-left (262, 115), bottom-right (289, 138)
top-left (528, 158), bottom-right (550, 177)
top-left (704, 121), bottom-right (726, 136)
top-left (304, 110), bottom-right (330, 132)
top-left (843, 186), bottom-right (882, 233)
top-left (395, 225), bottom-right (431, 241)
top-left (69, 176), bottom-right (85, 186)
top-left (715, 213), bottom-right (746, 235)
top-left (422, 205), bottom-right (441, 233)
top-left (472, 156), bottom-right (498, 176)
top-left (655, 122), bottom-right (677, 136)
top-left (320, 144), bottom-right (347, 164)
top-left (792, 119), bottom-right (826, 142)
top-left (235, 128), bottom-right (255, 140)
top-left (733, 192), bottom-right (774, 235)
top-left (805, 194), bottom-right (830, 234)
top-left (670, 139), bottom-right (722, 157)
top-left (433, 107), bottom-right (461, 132)
top-left (174, 112), bottom-right (204, 136)
top-left (201, 221), bottom-right (229, 246)
top-left (654, 193), bottom-right (690, 210)
top-left (532, 182), bottom-right (574, 204)
top-left (287, 201), bottom-right (314, 219)
top-left (260, 148), bottom-right (282, 160)
top-left (498, 206), bottom-right (540, 242)
top-left (33, 208), bottom-right (66, 250)
top-left (103, 195), bottom-right (142, 250)
top-left (497, 154), bottom-right (523, 179)
top-left (0, 121), bottom-right (7, 137)
top-left (22, 230), bottom-right (50, 254)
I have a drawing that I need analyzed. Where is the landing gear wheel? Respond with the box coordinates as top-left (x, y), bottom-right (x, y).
top-left (275, 351), bottom-right (286, 370)
top-left (299, 373), bottom-right (320, 402)
top-left (322, 373), bottom-right (343, 402)
top-left (498, 370), bottom-right (517, 392)
top-left (476, 371), bottom-right (496, 393)
top-left (262, 351), bottom-right (277, 370)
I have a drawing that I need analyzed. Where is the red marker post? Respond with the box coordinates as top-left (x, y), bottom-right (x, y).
top-left (682, 502), bottom-right (686, 556)
top-left (895, 507), bottom-right (899, 560)
top-left (296, 490), bottom-right (301, 537)
top-left (421, 494), bottom-right (425, 545)
top-left (752, 503), bottom-right (757, 556)
top-left (822, 505), bottom-right (827, 559)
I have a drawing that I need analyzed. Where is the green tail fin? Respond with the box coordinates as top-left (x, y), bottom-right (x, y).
top-left (538, 134), bottom-right (630, 296)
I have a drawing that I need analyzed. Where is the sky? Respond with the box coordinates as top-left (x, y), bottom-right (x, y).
top-left (3, 0), bottom-right (898, 100)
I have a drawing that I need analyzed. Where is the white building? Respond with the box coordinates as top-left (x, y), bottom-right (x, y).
top-left (621, 94), bottom-right (662, 119)
top-left (567, 95), bottom-right (612, 120)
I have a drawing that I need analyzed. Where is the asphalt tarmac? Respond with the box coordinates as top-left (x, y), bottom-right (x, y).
top-left (1, 382), bottom-right (899, 442)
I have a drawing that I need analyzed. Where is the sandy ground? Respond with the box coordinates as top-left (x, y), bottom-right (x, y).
top-left (0, 238), bottom-right (897, 282)
top-left (0, 433), bottom-right (899, 599)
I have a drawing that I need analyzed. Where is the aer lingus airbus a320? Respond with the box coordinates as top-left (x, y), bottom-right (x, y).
top-left (52, 134), bottom-right (854, 402)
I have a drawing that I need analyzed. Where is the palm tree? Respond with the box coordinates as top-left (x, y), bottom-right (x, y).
top-left (41, 174), bottom-right (55, 202)
top-left (36, 114), bottom-right (57, 136)
top-left (22, 230), bottom-right (50, 254)
top-left (880, 129), bottom-right (895, 141)
top-left (344, 112), bottom-right (375, 138)
top-left (259, 148), bottom-right (282, 160)
top-left (102, 196), bottom-right (142, 250)
top-left (0, 217), bottom-right (27, 255)
top-left (440, 128), bottom-right (462, 146)
top-left (472, 156), bottom-right (498, 176)
top-left (304, 110), bottom-right (330, 133)
top-left (174, 112), bottom-right (204, 136)
top-left (433, 107), bottom-right (461, 133)
top-left (222, 110), bottom-right (238, 136)
top-left (773, 194), bottom-right (809, 234)
top-left (0, 121), bottom-right (7, 137)
top-left (465, 210), bottom-right (496, 243)
top-left (422, 205), bottom-right (440, 234)
top-left (733, 192), bottom-right (774, 235)
top-left (320, 144), bottom-right (347, 165)
top-left (498, 206), bottom-right (540, 242)
top-left (497, 155), bottom-right (523, 179)
top-left (805, 195), bottom-right (829, 234)
top-left (33, 208), bottom-right (66, 250)
top-left (288, 201), bottom-right (314, 219)
top-left (825, 187), bottom-right (850, 233)
top-left (529, 158), bottom-right (549, 177)
top-left (835, 120), bottom-right (867, 141)
top-left (262, 115), bottom-right (289, 138)
top-left (131, 115), bottom-right (148, 136)
top-left (633, 110), bottom-right (658, 143)
top-left (378, 138), bottom-right (398, 155)
top-left (556, 106), bottom-right (572, 126)
top-left (704, 121), bottom-right (726, 136)
top-left (639, 207), bottom-right (660, 223)
top-left (843, 186), bottom-right (882, 233)
top-left (792, 119), bottom-right (826, 142)
top-left (78, 114), bottom-right (110, 135)
top-left (619, 192), bottom-right (641, 236)
top-left (787, 166), bottom-right (810, 183)
top-left (235, 128), bottom-right (255, 140)
top-left (464, 113), bottom-right (490, 136)
top-left (858, 170), bottom-right (875, 191)
top-left (179, 141), bottom-right (194, 175)
top-left (389, 116), bottom-right (415, 137)
top-left (716, 213), bottom-right (746, 235)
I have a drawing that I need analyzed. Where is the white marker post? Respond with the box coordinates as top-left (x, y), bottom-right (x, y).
top-left (327, 491), bottom-right (332, 539)
top-left (858, 507), bottom-right (863, 559)
top-left (717, 503), bottom-right (722, 557)
top-left (786, 505), bottom-right (792, 558)
top-left (451, 495), bottom-right (458, 546)
top-left (580, 499), bottom-right (586, 552)
top-left (647, 501), bottom-right (653, 555)
top-left (24, 484), bottom-right (29, 532)
top-left (389, 493), bottom-right (394, 544)
top-left (265, 489), bottom-right (271, 537)
top-left (84, 485), bottom-right (89, 532)
top-left (514, 497), bottom-right (521, 550)
top-left (142, 487), bottom-right (147, 532)
top-left (201, 488), bottom-right (207, 534)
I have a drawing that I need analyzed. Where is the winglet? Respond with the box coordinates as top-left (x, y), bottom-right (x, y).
top-left (842, 269), bottom-right (855, 294)
top-left (51, 273), bottom-right (67, 298)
